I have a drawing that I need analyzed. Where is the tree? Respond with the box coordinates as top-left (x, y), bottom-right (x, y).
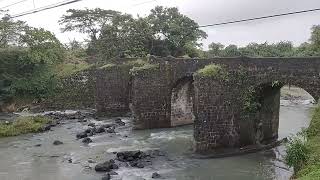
top-left (207, 42), bottom-right (224, 57)
top-left (223, 44), bottom-right (241, 57)
top-left (20, 27), bottom-right (65, 64)
top-left (59, 8), bottom-right (120, 41)
top-left (97, 14), bottom-right (153, 60)
top-left (147, 6), bottom-right (207, 57)
top-left (0, 15), bottom-right (27, 48)
top-left (0, 16), bottom-right (65, 102)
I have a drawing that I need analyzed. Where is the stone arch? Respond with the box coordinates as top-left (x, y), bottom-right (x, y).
top-left (250, 81), bottom-right (316, 145)
top-left (170, 76), bottom-right (195, 127)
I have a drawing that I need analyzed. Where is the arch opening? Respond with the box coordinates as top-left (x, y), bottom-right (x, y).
top-left (170, 76), bottom-right (195, 127)
top-left (251, 83), bottom-right (315, 145)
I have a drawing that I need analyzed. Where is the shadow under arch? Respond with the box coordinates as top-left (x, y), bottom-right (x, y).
top-left (249, 81), bottom-right (316, 145)
top-left (170, 75), bottom-right (195, 127)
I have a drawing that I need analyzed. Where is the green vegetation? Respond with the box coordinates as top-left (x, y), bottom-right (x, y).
top-left (285, 134), bottom-right (309, 175)
top-left (285, 105), bottom-right (320, 179)
top-left (130, 63), bottom-right (159, 75)
top-left (0, 116), bottom-right (51, 137)
top-left (60, 6), bottom-right (207, 60)
top-left (196, 64), bottom-right (229, 80)
top-left (243, 86), bottom-right (261, 113)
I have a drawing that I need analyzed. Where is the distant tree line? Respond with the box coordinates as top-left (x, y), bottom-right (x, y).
top-left (206, 26), bottom-right (320, 58)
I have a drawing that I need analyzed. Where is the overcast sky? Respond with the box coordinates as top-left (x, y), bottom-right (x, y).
top-left (3, 0), bottom-right (320, 49)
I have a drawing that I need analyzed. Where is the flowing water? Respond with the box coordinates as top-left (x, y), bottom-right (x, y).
top-left (0, 100), bottom-right (314, 180)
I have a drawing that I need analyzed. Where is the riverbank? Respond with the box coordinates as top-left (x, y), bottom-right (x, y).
top-left (0, 116), bottom-right (52, 137)
top-left (293, 105), bottom-right (320, 179)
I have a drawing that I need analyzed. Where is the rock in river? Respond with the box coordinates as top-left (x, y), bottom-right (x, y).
top-left (95, 159), bottom-right (118, 172)
top-left (101, 174), bottom-right (111, 180)
top-left (76, 132), bottom-right (88, 139)
top-left (82, 137), bottom-right (93, 144)
top-left (53, 140), bottom-right (63, 145)
top-left (152, 172), bottom-right (161, 179)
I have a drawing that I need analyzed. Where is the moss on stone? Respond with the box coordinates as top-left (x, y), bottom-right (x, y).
top-left (196, 64), bottom-right (229, 81)
top-left (98, 63), bottom-right (116, 70)
top-left (130, 63), bottom-right (159, 75)
top-left (125, 59), bottom-right (148, 67)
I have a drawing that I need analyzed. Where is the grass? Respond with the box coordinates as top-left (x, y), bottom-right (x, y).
top-left (55, 62), bottom-right (92, 77)
top-left (292, 105), bottom-right (320, 179)
top-left (0, 116), bottom-right (51, 137)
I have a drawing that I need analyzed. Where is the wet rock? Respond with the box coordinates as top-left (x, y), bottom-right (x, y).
top-left (95, 160), bottom-right (117, 172)
top-left (114, 118), bottom-right (125, 126)
top-left (96, 126), bottom-right (106, 133)
top-left (129, 161), bottom-right (144, 168)
top-left (76, 132), bottom-right (87, 139)
top-left (109, 170), bottom-right (118, 175)
top-left (88, 123), bottom-right (95, 127)
top-left (82, 137), bottom-right (93, 144)
top-left (77, 119), bottom-right (87, 123)
top-left (101, 174), bottom-right (111, 180)
top-left (152, 172), bottom-right (161, 179)
top-left (41, 124), bottom-right (52, 131)
top-left (101, 124), bottom-right (113, 129)
top-left (88, 159), bottom-right (96, 163)
top-left (106, 127), bottom-right (115, 133)
top-left (116, 151), bottom-right (144, 162)
top-left (53, 140), bottom-right (63, 145)
top-left (85, 127), bottom-right (96, 134)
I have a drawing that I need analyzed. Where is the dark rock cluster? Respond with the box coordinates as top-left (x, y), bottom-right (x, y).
top-left (94, 150), bottom-right (166, 179)
top-left (76, 118), bottom-right (126, 143)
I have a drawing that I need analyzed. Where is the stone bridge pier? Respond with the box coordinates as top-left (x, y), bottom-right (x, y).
top-left (96, 57), bottom-right (320, 154)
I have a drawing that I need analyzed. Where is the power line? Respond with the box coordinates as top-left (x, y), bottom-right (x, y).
top-left (199, 8), bottom-right (320, 28)
top-left (11, 0), bottom-right (83, 18)
top-left (0, 0), bottom-right (28, 10)
top-left (132, 0), bottom-right (156, 7)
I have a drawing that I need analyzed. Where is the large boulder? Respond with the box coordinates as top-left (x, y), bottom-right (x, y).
top-left (76, 132), bottom-right (88, 139)
top-left (95, 160), bottom-right (118, 172)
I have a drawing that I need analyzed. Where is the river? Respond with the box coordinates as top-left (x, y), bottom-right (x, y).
top-left (0, 100), bottom-right (314, 180)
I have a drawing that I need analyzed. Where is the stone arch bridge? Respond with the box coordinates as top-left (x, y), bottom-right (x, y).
top-left (94, 57), bottom-right (320, 153)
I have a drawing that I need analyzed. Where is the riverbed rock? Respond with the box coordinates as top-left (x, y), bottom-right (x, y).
top-left (95, 160), bottom-right (118, 172)
top-left (76, 132), bottom-right (88, 139)
top-left (109, 170), bottom-right (118, 175)
top-left (101, 124), bottom-right (113, 129)
top-left (101, 174), bottom-right (111, 180)
top-left (152, 172), bottom-right (161, 178)
top-left (106, 127), bottom-right (115, 133)
top-left (82, 137), bottom-right (93, 144)
top-left (53, 140), bottom-right (63, 145)
top-left (114, 118), bottom-right (125, 126)
top-left (96, 126), bottom-right (106, 133)
top-left (88, 122), bottom-right (96, 127)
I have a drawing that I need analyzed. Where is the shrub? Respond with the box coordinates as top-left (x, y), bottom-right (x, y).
top-left (196, 64), bottom-right (229, 81)
top-left (285, 135), bottom-right (310, 175)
